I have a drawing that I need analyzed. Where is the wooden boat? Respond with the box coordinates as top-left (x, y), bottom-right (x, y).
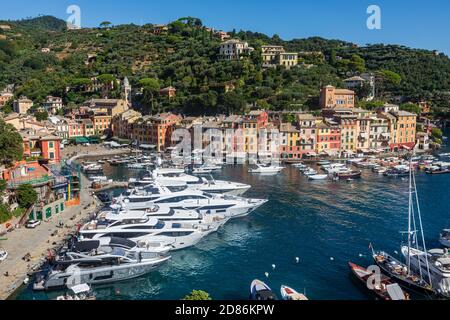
top-left (280, 285), bottom-right (308, 300)
top-left (372, 251), bottom-right (434, 295)
top-left (250, 280), bottom-right (278, 300)
top-left (348, 262), bottom-right (410, 300)
top-left (336, 170), bottom-right (362, 179)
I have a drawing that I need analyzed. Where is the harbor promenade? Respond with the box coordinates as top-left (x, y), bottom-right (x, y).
top-left (0, 174), bottom-right (99, 300)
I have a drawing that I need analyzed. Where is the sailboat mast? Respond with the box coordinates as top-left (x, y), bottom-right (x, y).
top-left (407, 159), bottom-right (413, 275)
top-left (412, 165), bottom-right (433, 287)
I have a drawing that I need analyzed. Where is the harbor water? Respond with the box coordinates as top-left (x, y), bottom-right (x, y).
top-left (14, 132), bottom-right (450, 300)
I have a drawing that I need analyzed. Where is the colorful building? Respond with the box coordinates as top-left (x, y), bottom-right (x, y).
top-left (320, 85), bottom-right (355, 109)
top-left (379, 104), bottom-right (417, 151)
top-left (316, 122), bottom-right (341, 155)
top-left (296, 114), bottom-right (317, 157)
top-left (280, 123), bottom-right (302, 159)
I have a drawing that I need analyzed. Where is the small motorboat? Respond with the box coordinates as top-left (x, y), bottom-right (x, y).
top-left (308, 174), bottom-right (328, 181)
top-left (56, 284), bottom-right (96, 300)
top-left (317, 161), bottom-right (331, 166)
top-left (302, 169), bottom-right (318, 176)
top-left (439, 229), bottom-right (450, 248)
top-left (280, 285), bottom-right (308, 300)
top-left (249, 164), bottom-right (284, 174)
top-left (250, 280), bottom-right (278, 300)
top-left (348, 262), bottom-right (410, 300)
top-left (336, 170), bottom-right (362, 180)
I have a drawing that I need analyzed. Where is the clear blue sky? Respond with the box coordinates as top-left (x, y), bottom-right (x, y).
top-left (1, 0), bottom-right (449, 55)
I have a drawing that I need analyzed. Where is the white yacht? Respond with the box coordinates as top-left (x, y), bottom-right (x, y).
top-left (96, 207), bottom-right (229, 230)
top-left (111, 190), bottom-right (267, 219)
top-left (308, 174), bottom-right (329, 180)
top-left (321, 163), bottom-right (348, 174)
top-left (129, 169), bottom-right (251, 196)
top-left (79, 216), bottom-right (215, 251)
top-left (401, 247), bottom-right (450, 296)
top-left (33, 237), bottom-right (170, 291)
top-left (248, 163), bottom-right (284, 174)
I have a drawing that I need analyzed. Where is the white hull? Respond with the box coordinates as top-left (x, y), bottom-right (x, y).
top-left (36, 257), bottom-right (170, 291)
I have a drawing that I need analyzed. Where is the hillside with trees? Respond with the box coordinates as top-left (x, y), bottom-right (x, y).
top-left (0, 15), bottom-right (449, 116)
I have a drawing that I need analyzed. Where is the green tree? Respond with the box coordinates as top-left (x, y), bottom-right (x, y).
top-left (0, 179), bottom-right (7, 194)
top-left (0, 203), bottom-right (11, 223)
top-left (139, 78), bottom-right (160, 114)
top-left (97, 74), bottom-right (116, 84)
top-left (378, 69), bottom-right (402, 85)
top-left (400, 103), bottom-right (421, 115)
top-left (35, 110), bottom-right (49, 121)
top-left (17, 184), bottom-right (38, 209)
top-left (0, 118), bottom-right (23, 166)
top-left (431, 128), bottom-right (443, 140)
top-left (182, 290), bottom-right (212, 301)
top-left (100, 21), bottom-right (112, 29)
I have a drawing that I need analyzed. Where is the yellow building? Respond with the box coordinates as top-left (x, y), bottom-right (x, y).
top-left (379, 104), bottom-right (417, 151)
top-left (277, 52), bottom-right (298, 69)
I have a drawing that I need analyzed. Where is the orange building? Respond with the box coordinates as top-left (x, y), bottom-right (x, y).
top-left (21, 131), bottom-right (61, 164)
top-left (92, 112), bottom-right (112, 134)
top-left (133, 113), bottom-right (182, 152)
top-left (320, 85), bottom-right (355, 109)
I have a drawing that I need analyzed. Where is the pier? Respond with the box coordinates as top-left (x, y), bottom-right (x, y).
top-left (92, 181), bottom-right (129, 193)
top-left (0, 173), bottom-right (101, 300)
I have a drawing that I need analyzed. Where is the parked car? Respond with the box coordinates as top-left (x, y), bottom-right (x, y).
top-left (26, 220), bottom-right (41, 229)
top-left (0, 250), bottom-right (8, 262)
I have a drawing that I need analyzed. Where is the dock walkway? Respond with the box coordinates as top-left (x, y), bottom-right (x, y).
top-left (0, 174), bottom-right (100, 300)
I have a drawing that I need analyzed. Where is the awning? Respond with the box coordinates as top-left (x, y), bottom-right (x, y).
top-left (307, 151), bottom-right (317, 156)
top-left (73, 137), bottom-right (89, 144)
top-left (401, 145), bottom-right (412, 150)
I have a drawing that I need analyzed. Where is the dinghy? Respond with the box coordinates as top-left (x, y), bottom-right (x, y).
top-left (250, 280), bottom-right (278, 300)
top-left (280, 285), bottom-right (308, 300)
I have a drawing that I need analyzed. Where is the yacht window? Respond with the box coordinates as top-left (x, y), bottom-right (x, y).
top-left (158, 231), bottom-right (194, 237)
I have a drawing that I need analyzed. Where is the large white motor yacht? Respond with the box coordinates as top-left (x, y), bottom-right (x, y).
top-left (33, 237), bottom-right (171, 291)
top-left (79, 216), bottom-right (220, 251)
top-left (111, 190), bottom-right (268, 219)
top-left (129, 169), bottom-right (251, 196)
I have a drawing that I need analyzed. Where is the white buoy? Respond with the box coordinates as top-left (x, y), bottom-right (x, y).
top-left (272, 264), bottom-right (276, 270)
top-left (330, 257), bottom-right (335, 261)
top-left (359, 253), bottom-right (363, 257)
top-left (265, 272), bottom-right (269, 278)
top-left (394, 251), bottom-right (399, 255)
top-left (295, 257), bottom-right (300, 263)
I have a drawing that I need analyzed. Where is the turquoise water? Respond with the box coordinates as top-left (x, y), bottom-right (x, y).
top-left (15, 131), bottom-right (450, 300)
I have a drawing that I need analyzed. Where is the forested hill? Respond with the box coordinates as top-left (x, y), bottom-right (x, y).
top-left (0, 15), bottom-right (449, 116)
